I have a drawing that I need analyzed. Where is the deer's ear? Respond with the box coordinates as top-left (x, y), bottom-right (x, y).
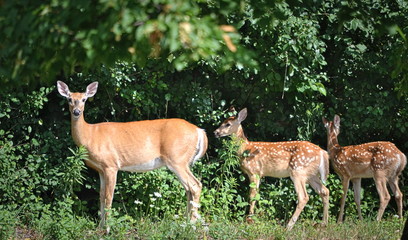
top-left (322, 117), bottom-right (329, 126)
top-left (228, 106), bottom-right (236, 112)
top-left (237, 108), bottom-right (248, 123)
top-left (57, 81), bottom-right (71, 98)
top-left (334, 114), bottom-right (341, 128)
top-left (86, 82), bottom-right (99, 98)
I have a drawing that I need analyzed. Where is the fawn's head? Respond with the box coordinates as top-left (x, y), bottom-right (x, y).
top-left (57, 81), bottom-right (98, 120)
top-left (214, 108), bottom-right (247, 138)
top-left (322, 114), bottom-right (341, 137)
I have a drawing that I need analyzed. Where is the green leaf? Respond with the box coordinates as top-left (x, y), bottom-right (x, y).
top-left (32, 138), bottom-right (39, 147)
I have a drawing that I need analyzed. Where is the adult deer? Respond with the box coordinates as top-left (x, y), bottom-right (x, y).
top-left (322, 115), bottom-right (406, 222)
top-left (57, 81), bottom-right (208, 232)
top-left (214, 108), bottom-right (329, 230)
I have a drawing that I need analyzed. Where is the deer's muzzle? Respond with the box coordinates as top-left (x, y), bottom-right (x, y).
top-left (73, 109), bottom-right (81, 117)
top-left (214, 130), bottom-right (222, 138)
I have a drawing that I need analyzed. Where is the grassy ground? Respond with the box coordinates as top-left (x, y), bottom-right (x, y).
top-left (8, 215), bottom-right (404, 240)
top-left (126, 217), bottom-right (403, 240)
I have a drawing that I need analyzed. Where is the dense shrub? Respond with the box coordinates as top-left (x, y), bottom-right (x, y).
top-left (1, 61), bottom-right (406, 228)
top-left (0, 0), bottom-right (407, 235)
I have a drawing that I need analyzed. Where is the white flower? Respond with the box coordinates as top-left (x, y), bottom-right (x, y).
top-left (134, 200), bottom-right (143, 205)
top-left (190, 201), bottom-right (201, 208)
top-left (192, 212), bottom-right (201, 219)
top-left (153, 192), bottom-right (162, 198)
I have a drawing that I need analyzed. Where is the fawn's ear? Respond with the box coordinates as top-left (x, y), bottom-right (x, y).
top-left (237, 108), bottom-right (248, 123)
top-left (334, 114), bottom-right (341, 129)
top-left (322, 117), bottom-right (329, 127)
top-left (228, 106), bottom-right (236, 112)
top-left (57, 81), bottom-right (70, 98)
top-left (86, 82), bottom-right (99, 98)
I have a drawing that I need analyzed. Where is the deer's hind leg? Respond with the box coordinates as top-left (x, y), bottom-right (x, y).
top-left (168, 163), bottom-right (202, 222)
top-left (287, 172), bottom-right (309, 231)
top-left (309, 175), bottom-right (329, 226)
top-left (388, 176), bottom-right (403, 218)
top-left (374, 172), bottom-right (391, 221)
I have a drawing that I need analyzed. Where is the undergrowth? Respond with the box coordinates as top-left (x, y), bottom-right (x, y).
top-left (1, 209), bottom-right (404, 240)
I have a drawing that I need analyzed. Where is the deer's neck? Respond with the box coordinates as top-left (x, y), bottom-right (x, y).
top-left (327, 132), bottom-right (341, 157)
top-left (235, 126), bottom-right (249, 155)
top-left (71, 115), bottom-right (91, 147)
top-left (236, 126), bottom-right (248, 142)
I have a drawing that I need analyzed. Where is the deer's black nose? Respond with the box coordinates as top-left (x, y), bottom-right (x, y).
top-left (73, 109), bottom-right (81, 117)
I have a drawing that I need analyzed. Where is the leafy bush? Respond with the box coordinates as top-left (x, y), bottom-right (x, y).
top-left (200, 136), bottom-right (248, 221)
top-left (1, 0), bottom-right (408, 235)
top-left (0, 207), bottom-right (19, 239)
top-left (31, 200), bottom-right (95, 240)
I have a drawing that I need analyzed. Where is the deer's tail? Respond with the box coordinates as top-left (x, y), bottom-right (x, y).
top-left (191, 128), bottom-right (208, 165)
top-left (319, 150), bottom-right (330, 183)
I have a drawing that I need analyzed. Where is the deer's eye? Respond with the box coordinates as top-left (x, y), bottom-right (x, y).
top-left (68, 98), bottom-right (73, 103)
top-left (225, 123), bottom-right (231, 127)
top-left (82, 98), bottom-right (86, 102)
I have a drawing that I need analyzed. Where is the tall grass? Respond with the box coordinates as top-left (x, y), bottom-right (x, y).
top-left (2, 211), bottom-right (404, 240)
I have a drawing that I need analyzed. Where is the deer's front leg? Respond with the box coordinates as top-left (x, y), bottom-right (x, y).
top-left (99, 172), bottom-right (106, 229)
top-left (351, 178), bottom-right (363, 221)
top-left (99, 168), bottom-right (118, 234)
top-left (338, 177), bottom-right (350, 223)
top-left (246, 174), bottom-right (261, 223)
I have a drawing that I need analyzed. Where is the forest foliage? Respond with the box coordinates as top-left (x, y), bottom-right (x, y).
top-left (1, 0), bottom-right (408, 238)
